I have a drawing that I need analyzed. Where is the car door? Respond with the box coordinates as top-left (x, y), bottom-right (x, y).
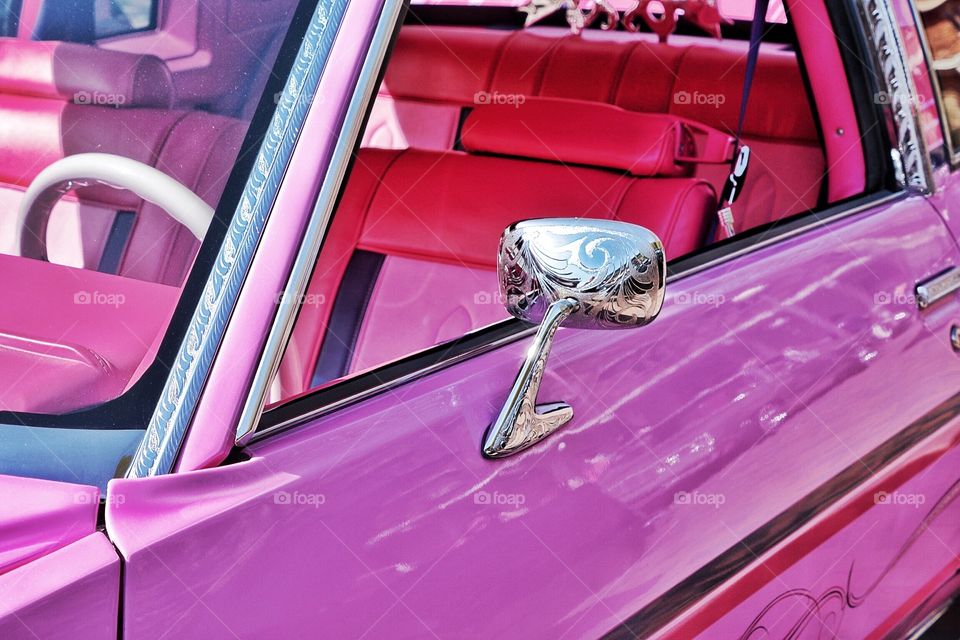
top-left (104, 2), bottom-right (960, 640)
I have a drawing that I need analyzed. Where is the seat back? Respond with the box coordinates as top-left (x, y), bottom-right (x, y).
top-left (364, 26), bottom-right (827, 230)
top-left (279, 102), bottom-right (722, 396)
top-left (0, 39), bottom-right (247, 285)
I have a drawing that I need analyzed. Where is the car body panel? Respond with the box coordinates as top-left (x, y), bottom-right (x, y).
top-left (0, 474), bottom-right (99, 575)
top-left (0, 532), bottom-right (119, 640)
top-left (106, 194), bottom-right (960, 638)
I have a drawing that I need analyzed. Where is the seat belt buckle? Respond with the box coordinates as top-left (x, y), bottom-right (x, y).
top-left (719, 145), bottom-right (751, 206)
top-left (716, 206), bottom-right (736, 239)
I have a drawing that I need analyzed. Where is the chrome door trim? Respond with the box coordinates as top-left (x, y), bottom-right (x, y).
top-left (856, 0), bottom-right (933, 193)
top-left (916, 267), bottom-right (960, 309)
top-left (234, 0), bottom-right (406, 445)
top-left (125, 0), bottom-right (351, 478)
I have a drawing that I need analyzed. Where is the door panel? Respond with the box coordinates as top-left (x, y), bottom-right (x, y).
top-left (0, 533), bottom-right (120, 640)
top-left (107, 195), bottom-right (960, 638)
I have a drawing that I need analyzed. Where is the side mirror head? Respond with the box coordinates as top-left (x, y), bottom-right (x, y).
top-left (498, 218), bottom-right (666, 329)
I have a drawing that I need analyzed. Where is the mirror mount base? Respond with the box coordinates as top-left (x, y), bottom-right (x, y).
top-left (482, 298), bottom-right (578, 459)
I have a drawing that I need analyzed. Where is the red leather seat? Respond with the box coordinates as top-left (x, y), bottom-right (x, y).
top-left (363, 26), bottom-right (828, 231)
top-left (279, 100), bottom-right (721, 396)
top-left (0, 39), bottom-right (247, 285)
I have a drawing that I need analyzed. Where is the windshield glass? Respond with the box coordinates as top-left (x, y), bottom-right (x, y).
top-left (0, 0), bottom-right (308, 488)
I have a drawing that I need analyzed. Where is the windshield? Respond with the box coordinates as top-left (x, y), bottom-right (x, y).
top-left (0, 0), bottom-right (308, 488)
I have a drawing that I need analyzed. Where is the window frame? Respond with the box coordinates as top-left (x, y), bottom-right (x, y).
top-left (249, 0), bottom-right (916, 443)
top-left (907, 0), bottom-right (960, 167)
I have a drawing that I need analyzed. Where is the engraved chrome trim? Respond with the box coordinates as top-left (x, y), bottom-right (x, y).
top-left (916, 267), bottom-right (960, 309)
top-left (235, 0), bottom-right (406, 445)
top-left (857, 0), bottom-right (933, 192)
top-left (482, 298), bottom-right (577, 458)
top-left (483, 219), bottom-right (666, 458)
top-left (126, 0), bottom-right (350, 478)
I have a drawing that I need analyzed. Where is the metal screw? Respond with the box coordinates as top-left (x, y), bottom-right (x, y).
top-left (951, 325), bottom-right (960, 351)
top-left (836, 128), bottom-right (845, 136)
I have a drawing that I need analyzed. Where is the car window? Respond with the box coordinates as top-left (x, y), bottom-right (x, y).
top-left (266, 2), bottom-right (862, 409)
top-left (94, 0), bottom-right (156, 39)
top-left (0, 0), bottom-right (19, 37)
top-left (916, 0), bottom-right (960, 153)
top-left (0, 0), bottom-right (309, 487)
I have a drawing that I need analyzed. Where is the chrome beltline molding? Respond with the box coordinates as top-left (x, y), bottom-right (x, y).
top-left (858, 0), bottom-right (933, 193)
top-left (235, 0), bottom-right (405, 445)
top-left (126, 0), bottom-right (349, 478)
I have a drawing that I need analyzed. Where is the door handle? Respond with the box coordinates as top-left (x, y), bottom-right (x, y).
top-left (916, 267), bottom-right (960, 310)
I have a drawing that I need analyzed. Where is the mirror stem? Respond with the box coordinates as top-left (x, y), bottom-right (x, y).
top-left (482, 298), bottom-right (579, 459)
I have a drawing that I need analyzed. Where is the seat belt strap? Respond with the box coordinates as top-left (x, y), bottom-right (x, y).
top-left (716, 0), bottom-right (771, 238)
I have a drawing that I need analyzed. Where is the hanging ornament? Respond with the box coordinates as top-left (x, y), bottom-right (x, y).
top-left (520, 0), bottom-right (620, 35)
top-left (623, 0), bottom-right (729, 42)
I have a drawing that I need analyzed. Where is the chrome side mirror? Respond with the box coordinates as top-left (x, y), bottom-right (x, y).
top-left (482, 218), bottom-right (666, 458)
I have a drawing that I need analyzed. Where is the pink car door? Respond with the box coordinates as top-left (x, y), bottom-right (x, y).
top-left (104, 1), bottom-right (960, 639)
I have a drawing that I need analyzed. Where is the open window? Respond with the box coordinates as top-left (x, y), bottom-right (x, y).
top-left (267, 0), bottom-right (887, 412)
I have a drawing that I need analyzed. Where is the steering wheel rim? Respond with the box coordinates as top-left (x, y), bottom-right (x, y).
top-left (16, 153), bottom-right (214, 262)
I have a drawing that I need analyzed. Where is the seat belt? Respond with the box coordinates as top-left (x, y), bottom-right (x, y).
top-left (715, 0), bottom-right (771, 238)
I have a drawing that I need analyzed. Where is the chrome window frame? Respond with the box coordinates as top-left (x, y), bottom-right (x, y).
top-left (906, 0), bottom-right (960, 167)
top-left (245, 0), bottom-right (923, 444)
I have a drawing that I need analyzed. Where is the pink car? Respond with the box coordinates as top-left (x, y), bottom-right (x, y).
top-left (1, 0), bottom-right (959, 637)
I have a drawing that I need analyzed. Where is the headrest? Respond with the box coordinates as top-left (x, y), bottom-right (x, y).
top-left (0, 39), bottom-right (173, 107)
top-left (462, 98), bottom-right (733, 177)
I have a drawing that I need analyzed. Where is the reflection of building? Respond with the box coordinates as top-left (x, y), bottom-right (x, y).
top-left (919, 0), bottom-right (960, 149)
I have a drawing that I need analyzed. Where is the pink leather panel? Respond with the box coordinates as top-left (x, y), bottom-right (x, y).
top-left (356, 149), bottom-right (632, 268)
top-left (281, 149), bottom-right (404, 392)
top-left (349, 256), bottom-right (509, 373)
top-left (361, 96), bottom-right (461, 150)
top-left (383, 27), bottom-right (511, 104)
top-left (366, 25), bottom-right (829, 227)
top-left (462, 98), bottom-right (699, 177)
top-left (0, 39), bottom-right (173, 107)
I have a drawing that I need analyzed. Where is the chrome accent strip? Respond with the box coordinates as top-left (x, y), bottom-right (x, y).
top-left (126, 0), bottom-right (350, 478)
top-left (235, 0), bottom-right (405, 445)
top-left (857, 0), bottom-right (933, 192)
top-left (916, 267), bottom-right (960, 309)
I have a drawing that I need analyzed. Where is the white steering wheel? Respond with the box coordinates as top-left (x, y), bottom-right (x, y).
top-left (16, 153), bottom-right (214, 261)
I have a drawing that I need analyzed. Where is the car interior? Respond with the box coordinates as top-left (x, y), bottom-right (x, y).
top-left (273, 3), bottom-right (868, 402)
top-left (0, 0), bottom-right (872, 414)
